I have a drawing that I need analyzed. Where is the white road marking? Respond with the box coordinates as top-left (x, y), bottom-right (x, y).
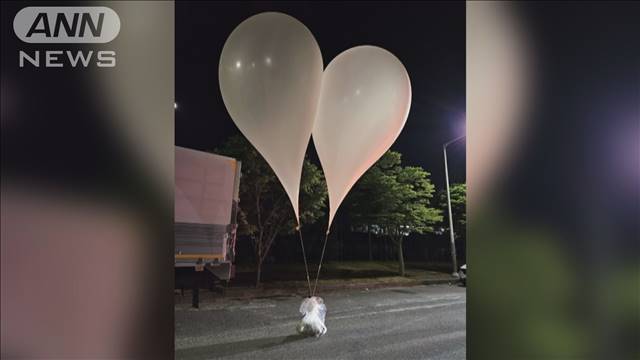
top-left (332, 300), bottom-right (466, 320)
top-left (374, 294), bottom-right (463, 307)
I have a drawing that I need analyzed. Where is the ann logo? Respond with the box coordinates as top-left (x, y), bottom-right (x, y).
top-left (26, 12), bottom-right (105, 38)
top-left (14, 7), bottom-right (119, 68)
top-left (14, 7), bottom-right (120, 43)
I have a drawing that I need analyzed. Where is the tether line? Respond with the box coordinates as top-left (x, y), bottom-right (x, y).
top-left (296, 224), bottom-right (312, 297)
top-left (312, 230), bottom-right (330, 296)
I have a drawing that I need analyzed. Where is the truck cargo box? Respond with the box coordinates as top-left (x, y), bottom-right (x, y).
top-left (175, 146), bottom-right (241, 281)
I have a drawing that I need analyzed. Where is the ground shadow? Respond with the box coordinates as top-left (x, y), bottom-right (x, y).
top-left (175, 334), bottom-right (308, 359)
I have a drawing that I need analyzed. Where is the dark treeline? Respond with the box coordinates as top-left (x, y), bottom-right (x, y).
top-left (234, 206), bottom-right (466, 269)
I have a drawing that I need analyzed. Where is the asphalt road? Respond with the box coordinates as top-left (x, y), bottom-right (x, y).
top-left (175, 285), bottom-right (466, 360)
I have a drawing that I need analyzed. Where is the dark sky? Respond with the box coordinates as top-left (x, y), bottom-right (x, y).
top-left (175, 1), bottom-right (466, 188)
top-left (503, 2), bottom-right (640, 254)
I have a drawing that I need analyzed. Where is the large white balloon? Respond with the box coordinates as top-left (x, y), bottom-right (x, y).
top-left (219, 12), bottom-right (323, 222)
top-left (313, 46), bottom-right (412, 228)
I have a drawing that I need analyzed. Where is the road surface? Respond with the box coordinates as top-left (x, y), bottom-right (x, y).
top-left (176, 285), bottom-right (466, 360)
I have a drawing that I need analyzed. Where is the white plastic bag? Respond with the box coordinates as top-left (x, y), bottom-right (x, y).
top-left (296, 296), bottom-right (327, 337)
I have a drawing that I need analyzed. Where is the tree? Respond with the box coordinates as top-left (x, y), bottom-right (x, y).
top-left (348, 151), bottom-right (442, 276)
top-left (347, 152), bottom-right (399, 261)
top-left (439, 183), bottom-right (466, 240)
top-left (217, 135), bottom-right (327, 286)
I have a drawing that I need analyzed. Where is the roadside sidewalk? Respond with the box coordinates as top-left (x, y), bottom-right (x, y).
top-left (175, 261), bottom-right (460, 304)
top-left (225, 272), bottom-right (457, 299)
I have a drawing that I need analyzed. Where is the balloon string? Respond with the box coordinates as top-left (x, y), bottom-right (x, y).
top-left (297, 225), bottom-right (312, 297)
top-left (312, 230), bottom-right (330, 296)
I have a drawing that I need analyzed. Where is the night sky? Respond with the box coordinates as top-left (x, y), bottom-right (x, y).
top-left (176, 1), bottom-right (466, 188)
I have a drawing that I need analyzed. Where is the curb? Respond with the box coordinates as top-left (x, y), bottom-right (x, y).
top-left (206, 277), bottom-right (461, 301)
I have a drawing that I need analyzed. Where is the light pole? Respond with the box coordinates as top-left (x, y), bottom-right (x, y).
top-left (443, 135), bottom-right (465, 277)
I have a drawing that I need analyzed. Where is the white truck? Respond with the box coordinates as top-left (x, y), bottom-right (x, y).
top-left (174, 146), bottom-right (241, 307)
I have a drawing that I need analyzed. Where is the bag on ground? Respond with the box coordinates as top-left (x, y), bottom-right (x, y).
top-left (296, 296), bottom-right (327, 337)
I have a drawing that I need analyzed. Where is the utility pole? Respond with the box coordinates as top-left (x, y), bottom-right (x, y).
top-left (443, 135), bottom-right (464, 277)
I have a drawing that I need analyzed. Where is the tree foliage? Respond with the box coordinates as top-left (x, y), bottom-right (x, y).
top-left (439, 183), bottom-right (466, 238)
top-left (348, 151), bottom-right (442, 275)
top-left (217, 135), bottom-right (327, 285)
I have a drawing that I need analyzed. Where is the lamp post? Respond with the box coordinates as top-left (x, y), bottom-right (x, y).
top-left (443, 135), bottom-right (465, 277)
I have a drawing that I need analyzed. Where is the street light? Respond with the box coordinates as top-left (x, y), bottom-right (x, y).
top-left (443, 135), bottom-right (465, 277)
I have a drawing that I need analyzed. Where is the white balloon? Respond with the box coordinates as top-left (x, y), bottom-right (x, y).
top-left (313, 46), bottom-right (412, 228)
top-left (219, 12), bottom-right (323, 222)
